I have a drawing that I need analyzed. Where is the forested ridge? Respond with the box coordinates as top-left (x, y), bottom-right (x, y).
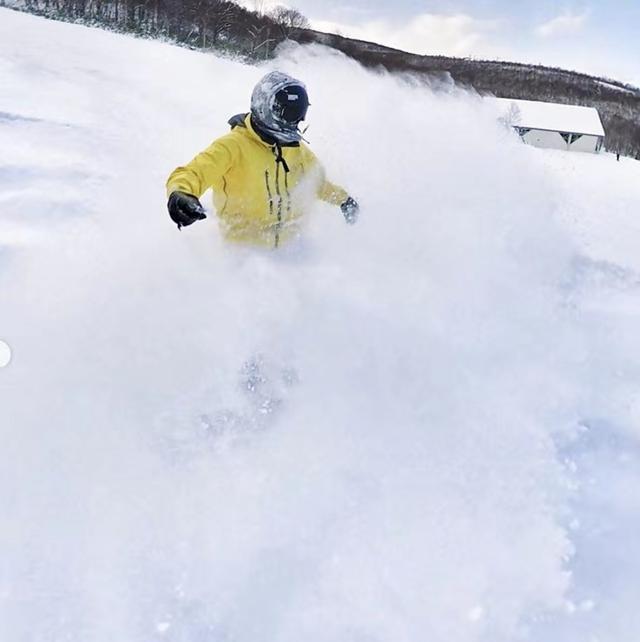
top-left (297, 29), bottom-right (640, 158)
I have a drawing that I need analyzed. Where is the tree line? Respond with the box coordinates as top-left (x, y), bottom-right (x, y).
top-left (2, 0), bottom-right (310, 58)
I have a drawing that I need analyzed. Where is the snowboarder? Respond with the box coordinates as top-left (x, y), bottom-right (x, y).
top-left (166, 71), bottom-right (359, 248)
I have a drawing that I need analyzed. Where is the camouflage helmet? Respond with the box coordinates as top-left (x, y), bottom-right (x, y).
top-left (251, 71), bottom-right (309, 144)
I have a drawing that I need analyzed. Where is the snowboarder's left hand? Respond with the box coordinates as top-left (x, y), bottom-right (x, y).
top-left (341, 196), bottom-right (359, 225)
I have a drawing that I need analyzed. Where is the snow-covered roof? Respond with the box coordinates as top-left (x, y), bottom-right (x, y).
top-left (496, 98), bottom-right (605, 137)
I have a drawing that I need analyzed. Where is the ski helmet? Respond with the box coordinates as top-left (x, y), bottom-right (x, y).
top-left (250, 71), bottom-right (309, 144)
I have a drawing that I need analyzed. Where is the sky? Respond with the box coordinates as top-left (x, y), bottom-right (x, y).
top-left (254, 1), bottom-right (640, 86)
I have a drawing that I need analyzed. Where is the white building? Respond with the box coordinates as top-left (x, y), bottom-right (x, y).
top-left (497, 98), bottom-right (605, 153)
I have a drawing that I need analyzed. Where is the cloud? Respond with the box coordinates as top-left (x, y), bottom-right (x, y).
top-left (304, 5), bottom-right (633, 86)
top-left (535, 11), bottom-right (590, 38)
top-left (311, 13), bottom-right (504, 58)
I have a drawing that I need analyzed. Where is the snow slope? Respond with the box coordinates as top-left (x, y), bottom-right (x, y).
top-left (1, 8), bottom-right (640, 642)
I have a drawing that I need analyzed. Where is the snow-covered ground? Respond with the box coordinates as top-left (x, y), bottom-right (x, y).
top-left (1, 8), bottom-right (640, 642)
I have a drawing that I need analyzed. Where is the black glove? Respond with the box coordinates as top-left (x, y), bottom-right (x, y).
top-left (167, 191), bottom-right (207, 229)
top-left (340, 196), bottom-right (359, 225)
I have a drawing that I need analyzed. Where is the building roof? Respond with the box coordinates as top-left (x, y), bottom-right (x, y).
top-left (496, 98), bottom-right (605, 137)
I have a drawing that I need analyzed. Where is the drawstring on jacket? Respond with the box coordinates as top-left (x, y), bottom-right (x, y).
top-left (274, 143), bottom-right (290, 174)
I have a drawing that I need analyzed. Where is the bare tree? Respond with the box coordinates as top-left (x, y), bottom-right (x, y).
top-left (498, 101), bottom-right (522, 130)
top-left (269, 6), bottom-right (309, 39)
top-left (205, 0), bottom-right (236, 47)
top-left (245, 20), bottom-right (275, 58)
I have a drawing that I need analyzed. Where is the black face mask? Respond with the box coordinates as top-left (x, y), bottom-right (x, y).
top-left (273, 85), bottom-right (310, 125)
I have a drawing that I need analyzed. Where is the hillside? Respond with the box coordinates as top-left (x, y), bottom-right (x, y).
top-left (294, 29), bottom-right (640, 158)
top-left (2, 0), bottom-right (640, 157)
top-left (2, 7), bottom-right (640, 642)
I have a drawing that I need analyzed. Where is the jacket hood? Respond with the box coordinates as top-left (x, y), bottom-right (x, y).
top-left (250, 71), bottom-right (307, 145)
top-left (228, 113), bottom-right (247, 130)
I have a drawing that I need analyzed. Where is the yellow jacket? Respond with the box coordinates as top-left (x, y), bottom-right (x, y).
top-left (166, 115), bottom-right (348, 247)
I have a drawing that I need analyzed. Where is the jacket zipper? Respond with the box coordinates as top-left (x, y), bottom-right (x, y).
top-left (284, 169), bottom-right (291, 221)
top-left (274, 158), bottom-right (282, 248)
top-left (264, 170), bottom-right (274, 220)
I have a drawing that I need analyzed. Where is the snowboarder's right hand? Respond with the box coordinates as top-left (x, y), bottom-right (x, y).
top-left (167, 191), bottom-right (207, 229)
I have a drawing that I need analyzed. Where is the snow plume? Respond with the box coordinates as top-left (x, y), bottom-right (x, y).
top-left (2, 8), bottom-right (639, 642)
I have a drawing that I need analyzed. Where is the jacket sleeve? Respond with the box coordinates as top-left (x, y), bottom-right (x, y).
top-left (302, 145), bottom-right (348, 206)
top-left (318, 178), bottom-right (349, 206)
top-left (166, 139), bottom-right (234, 198)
